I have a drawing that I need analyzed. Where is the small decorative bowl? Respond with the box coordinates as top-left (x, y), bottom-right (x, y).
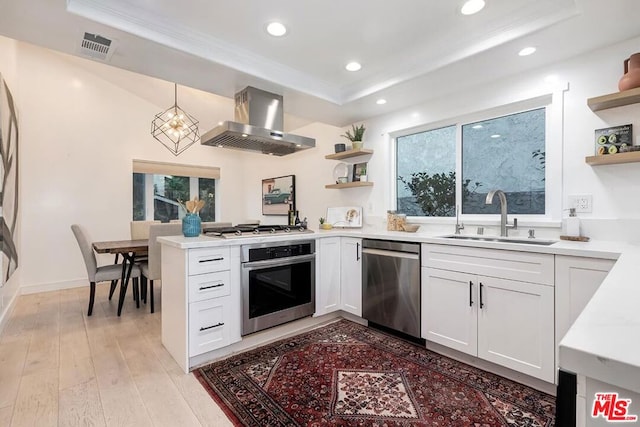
top-left (320, 223), bottom-right (333, 230)
top-left (402, 224), bottom-right (420, 233)
top-left (336, 177), bottom-right (348, 184)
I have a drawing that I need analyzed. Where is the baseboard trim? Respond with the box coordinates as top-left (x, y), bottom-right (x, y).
top-left (0, 289), bottom-right (19, 336)
top-left (21, 279), bottom-right (87, 295)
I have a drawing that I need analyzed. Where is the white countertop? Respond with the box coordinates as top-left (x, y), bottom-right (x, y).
top-left (159, 226), bottom-right (639, 390)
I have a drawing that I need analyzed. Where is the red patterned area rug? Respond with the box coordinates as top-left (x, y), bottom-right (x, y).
top-left (194, 319), bottom-right (555, 426)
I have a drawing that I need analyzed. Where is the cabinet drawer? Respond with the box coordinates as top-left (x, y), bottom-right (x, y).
top-left (188, 247), bottom-right (230, 275)
top-left (188, 270), bottom-right (231, 303)
top-left (189, 297), bottom-right (231, 356)
top-left (422, 243), bottom-right (554, 285)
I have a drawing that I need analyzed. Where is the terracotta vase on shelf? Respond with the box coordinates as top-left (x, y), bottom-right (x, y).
top-left (618, 53), bottom-right (640, 92)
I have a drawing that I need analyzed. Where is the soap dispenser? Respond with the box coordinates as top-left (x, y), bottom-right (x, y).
top-left (565, 208), bottom-right (580, 237)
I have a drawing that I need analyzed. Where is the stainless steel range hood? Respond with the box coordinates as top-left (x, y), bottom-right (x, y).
top-left (201, 86), bottom-right (315, 156)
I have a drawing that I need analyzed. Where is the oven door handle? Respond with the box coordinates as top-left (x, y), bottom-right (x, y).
top-left (242, 254), bottom-right (316, 269)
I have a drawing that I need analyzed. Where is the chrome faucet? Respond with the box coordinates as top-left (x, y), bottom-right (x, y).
top-left (454, 205), bottom-right (464, 234)
top-left (485, 189), bottom-right (517, 237)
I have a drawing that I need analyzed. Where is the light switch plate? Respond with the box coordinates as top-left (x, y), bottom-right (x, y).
top-left (568, 194), bottom-right (593, 213)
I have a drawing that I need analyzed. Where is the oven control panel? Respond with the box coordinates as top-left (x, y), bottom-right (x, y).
top-left (244, 241), bottom-right (315, 262)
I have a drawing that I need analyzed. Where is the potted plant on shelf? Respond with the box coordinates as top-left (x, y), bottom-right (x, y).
top-left (341, 124), bottom-right (366, 150)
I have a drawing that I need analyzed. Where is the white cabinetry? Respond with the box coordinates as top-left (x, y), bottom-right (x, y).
top-left (422, 244), bottom-right (555, 383)
top-left (316, 237), bottom-right (341, 315)
top-left (340, 237), bottom-right (362, 316)
top-left (161, 244), bottom-right (241, 373)
top-left (555, 256), bottom-right (616, 348)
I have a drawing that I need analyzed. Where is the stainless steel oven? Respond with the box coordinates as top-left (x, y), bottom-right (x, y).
top-left (241, 240), bottom-right (315, 335)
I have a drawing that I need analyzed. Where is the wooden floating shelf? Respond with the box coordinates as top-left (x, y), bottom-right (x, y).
top-left (585, 151), bottom-right (640, 166)
top-left (587, 87), bottom-right (640, 111)
top-left (325, 148), bottom-right (374, 160)
top-left (325, 181), bottom-right (374, 189)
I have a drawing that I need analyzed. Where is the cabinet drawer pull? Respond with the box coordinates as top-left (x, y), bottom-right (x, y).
top-left (199, 283), bottom-right (224, 291)
top-left (199, 257), bottom-right (224, 263)
top-left (200, 322), bottom-right (224, 331)
top-left (469, 281), bottom-right (473, 307)
top-left (479, 283), bottom-right (484, 309)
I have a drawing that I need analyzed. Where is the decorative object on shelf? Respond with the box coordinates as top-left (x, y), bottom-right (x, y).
top-left (618, 53), bottom-right (640, 92)
top-left (179, 197), bottom-right (205, 237)
top-left (319, 217), bottom-right (333, 230)
top-left (594, 124), bottom-right (632, 155)
top-left (151, 83), bottom-right (200, 156)
top-left (326, 206), bottom-right (363, 228)
top-left (262, 175), bottom-right (295, 216)
top-left (332, 162), bottom-right (349, 184)
top-left (334, 143), bottom-right (346, 153)
top-left (341, 123), bottom-right (366, 150)
top-left (352, 162), bottom-right (367, 182)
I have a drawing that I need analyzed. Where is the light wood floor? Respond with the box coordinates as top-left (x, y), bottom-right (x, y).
top-left (0, 284), bottom-right (233, 426)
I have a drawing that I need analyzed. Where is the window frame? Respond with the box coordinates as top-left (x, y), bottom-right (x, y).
top-left (390, 92), bottom-right (563, 226)
top-left (132, 159), bottom-right (220, 222)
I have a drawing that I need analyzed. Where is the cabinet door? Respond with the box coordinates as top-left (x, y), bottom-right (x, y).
top-left (422, 267), bottom-right (477, 356)
top-left (555, 255), bottom-right (616, 346)
top-left (317, 237), bottom-right (341, 315)
top-left (189, 296), bottom-right (233, 356)
top-left (340, 237), bottom-right (362, 316)
top-left (477, 276), bottom-right (555, 383)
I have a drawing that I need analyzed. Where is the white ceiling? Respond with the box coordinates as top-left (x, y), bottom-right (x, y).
top-left (1, 0), bottom-right (640, 127)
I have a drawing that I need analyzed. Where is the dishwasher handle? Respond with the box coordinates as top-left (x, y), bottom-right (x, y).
top-left (361, 247), bottom-right (420, 260)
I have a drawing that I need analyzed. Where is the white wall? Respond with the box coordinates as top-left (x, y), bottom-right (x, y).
top-left (358, 35), bottom-right (640, 240)
top-left (0, 36), bottom-right (21, 330)
top-left (14, 42), bottom-right (255, 293)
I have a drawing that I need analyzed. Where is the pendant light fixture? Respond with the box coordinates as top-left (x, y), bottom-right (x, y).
top-left (151, 83), bottom-right (200, 156)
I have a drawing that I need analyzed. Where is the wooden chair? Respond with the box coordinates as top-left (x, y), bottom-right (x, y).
top-left (71, 224), bottom-right (141, 316)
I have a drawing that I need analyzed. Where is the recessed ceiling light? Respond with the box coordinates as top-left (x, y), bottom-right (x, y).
top-left (461, 0), bottom-right (485, 15)
top-left (518, 47), bottom-right (536, 56)
top-left (241, 133), bottom-right (248, 138)
top-left (472, 124), bottom-right (483, 129)
top-left (345, 62), bottom-right (362, 72)
top-left (266, 22), bottom-right (287, 37)
top-left (411, 112), bottom-right (420, 118)
top-left (491, 134), bottom-right (501, 138)
top-left (376, 99), bottom-right (387, 105)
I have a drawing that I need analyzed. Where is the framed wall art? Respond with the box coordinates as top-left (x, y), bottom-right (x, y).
top-left (262, 174), bottom-right (295, 216)
top-left (0, 73), bottom-right (19, 285)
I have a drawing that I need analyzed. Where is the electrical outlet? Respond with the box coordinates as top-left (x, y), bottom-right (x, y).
top-left (568, 194), bottom-right (593, 213)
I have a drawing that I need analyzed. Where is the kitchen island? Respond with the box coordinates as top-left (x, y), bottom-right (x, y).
top-left (159, 227), bottom-right (640, 425)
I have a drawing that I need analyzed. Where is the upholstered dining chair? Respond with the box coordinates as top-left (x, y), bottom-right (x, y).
top-left (71, 224), bottom-right (141, 316)
top-left (139, 223), bottom-right (182, 313)
top-left (130, 220), bottom-right (161, 240)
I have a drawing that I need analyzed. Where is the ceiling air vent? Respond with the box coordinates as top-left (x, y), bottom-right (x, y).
top-left (77, 32), bottom-right (116, 61)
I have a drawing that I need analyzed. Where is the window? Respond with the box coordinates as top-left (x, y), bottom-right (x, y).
top-left (397, 125), bottom-right (456, 216)
top-left (462, 108), bottom-right (545, 215)
top-left (395, 107), bottom-right (547, 218)
top-left (132, 160), bottom-right (219, 222)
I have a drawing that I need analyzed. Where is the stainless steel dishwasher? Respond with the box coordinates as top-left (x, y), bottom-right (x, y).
top-left (362, 239), bottom-right (421, 338)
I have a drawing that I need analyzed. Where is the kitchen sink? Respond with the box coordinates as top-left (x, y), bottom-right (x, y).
top-left (440, 234), bottom-right (557, 246)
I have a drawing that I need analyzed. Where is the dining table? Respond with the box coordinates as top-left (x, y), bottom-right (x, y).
top-left (92, 239), bottom-right (149, 316)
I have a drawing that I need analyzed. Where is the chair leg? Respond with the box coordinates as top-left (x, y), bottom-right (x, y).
top-left (109, 254), bottom-right (119, 300)
top-left (141, 276), bottom-right (147, 304)
top-left (109, 281), bottom-right (118, 300)
top-left (117, 279), bottom-right (128, 316)
top-left (88, 281), bottom-right (96, 316)
top-left (134, 278), bottom-right (140, 309)
top-left (150, 280), bottom-right (155, 314)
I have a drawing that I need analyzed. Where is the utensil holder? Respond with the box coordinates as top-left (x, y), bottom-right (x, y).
top-left (182, 213), bottom-right (201, 237)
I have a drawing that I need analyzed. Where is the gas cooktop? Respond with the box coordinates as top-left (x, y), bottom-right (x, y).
top-left (203, 224), bottom-right (314, 239)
